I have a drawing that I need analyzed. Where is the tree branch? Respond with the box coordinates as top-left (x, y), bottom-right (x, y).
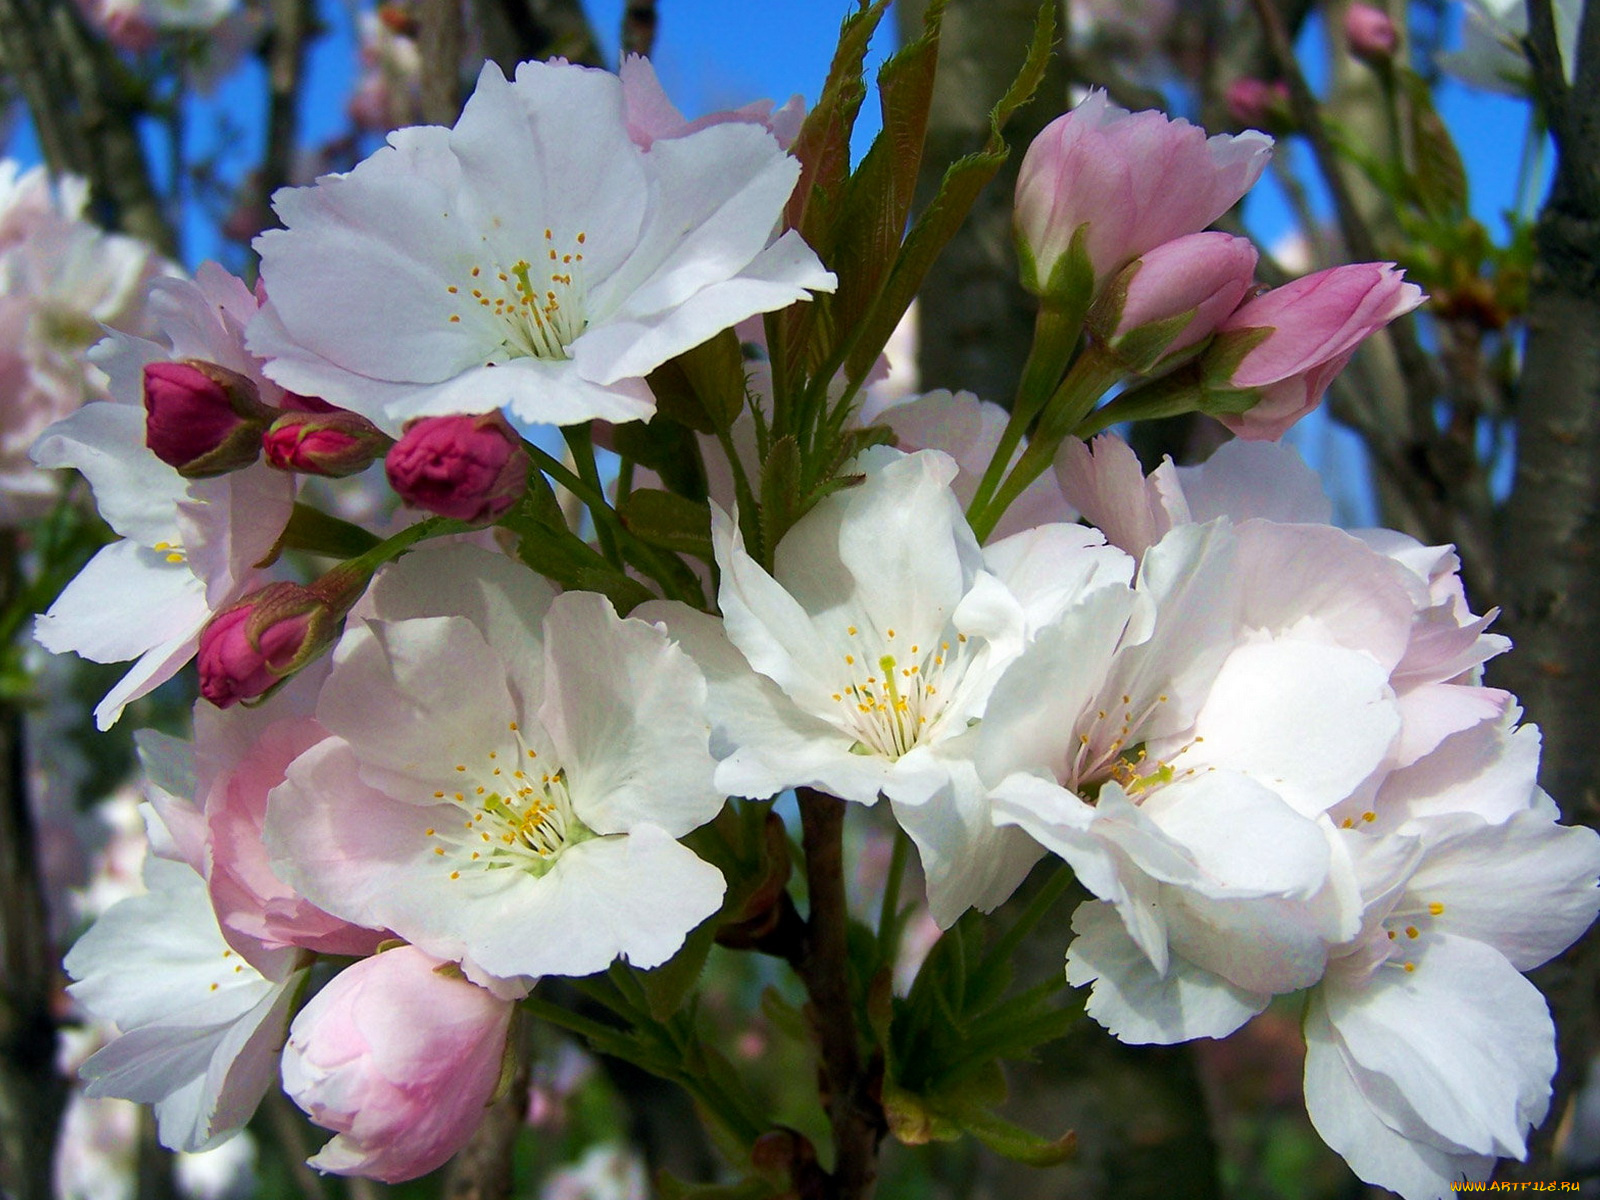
top-left (796, 789), bottom-right (885, 1200)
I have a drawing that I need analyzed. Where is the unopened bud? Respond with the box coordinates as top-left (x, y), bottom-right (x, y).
top-left (198, 583), bottom-right (327, 708)
top-left (265, 409), bottom-right (393, 476)
top-left (385, 412), bottom-right (528, 524)
top-left (1224, 78), bottom-right (1293, 133)
top-left (1087, 232), bottom-right (1259, 373)
top-left (143, 360), bottom-right (272, 478)
top-left (1345, 4), bottom-right (1399, 62)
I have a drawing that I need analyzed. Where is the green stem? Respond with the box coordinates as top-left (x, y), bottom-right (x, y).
top-left (561, 424), bottom-right (619, 566)
top-left (524, 442), bottom-right (699, 605)
top-left (341, 514), bottom-right (467, 578)
top-left (975, 864), bottom-right (1075, 986)
top-left (877, 826), bottom-right (910, 968)
top-left (968, 306), bottom-right (1085, 518)
top-left (968, 343), bottom-right (1123, 541)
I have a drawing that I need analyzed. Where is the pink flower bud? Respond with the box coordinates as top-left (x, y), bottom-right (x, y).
top-left (1014, 91), bottom-right (1273, 306)
top-left (281, 946), bottom-right (513, 1183)
top-left (1088, 232), bottom-right (1260, 370)
top-left (143, 360), bottom-right (271, 478)
top-left (197, 585), bottom-right (324, 708)
top-left (385, 412), bottom-right (528, 523)
top-left (1345, 4), bottom-right (1399, 61)
top-left (264, 409), bottom-right (392, 477)
top-left (1206, 262), bottom-right (1425, 439)
top-left (1225, 78), bottom-right (1292, 131)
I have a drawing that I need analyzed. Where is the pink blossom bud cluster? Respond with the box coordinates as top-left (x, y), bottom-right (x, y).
top-left (1014, 91), bottom-right (1423, 438)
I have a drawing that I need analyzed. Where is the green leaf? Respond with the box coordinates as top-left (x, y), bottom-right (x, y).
top-left (1399, 67), bottom-right (1468, 221)
top-left (952, 1103), bottom-right (1076, 1166)
top-left (648, 328), bottom-right (748, 433)
top-left (758, 435), bottom-right (802, 567)
top-left (631, 915), bottom-right (718, 1021)
top-left (843, 0), bottom-right (1057, 385)
top-left (825, 0), bottom-right (947, 339)
top-left (619, 488), bottom-right (714, 561)
top-left (610, 416), bottom-right (708, 500)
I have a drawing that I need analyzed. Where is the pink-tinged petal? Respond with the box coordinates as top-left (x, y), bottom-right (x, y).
top-left (1231, 522), bottom-right (1417, 671)
top-left (206, 715), bottom-right (387, 966)
top-left (1390, 682), bottom-right (1510, 769)
top-left (538, 591), bottom-right (721, 838)
top-left (1322, 932), bottom-right (1554, 1159)
top-left (1177, 639), bottom-right (1400, 817)
top-left (1303, 996), bottom-right (1495, 1199)
top-left (1173, 438), bottom-right (1332, 525)
top-left (1065, 899), bottom-right (1268, 1044)
top-left (1375, 714), bottom-right (1541, 831)
top-left (1055, 434), bottom-right (1177, 560)
top-left (358, 541), bottom-right (554, 714)
top-left (318, 614), bottom-right (518, 799)
top-left (1405, 811), bottom-right (1600, 971)
top-left (282, 945), bottom-right (512, 1183)
top-left (265, 737), bottom-right (477, 941)
top-left (136, 729), bottom-right (208, 875)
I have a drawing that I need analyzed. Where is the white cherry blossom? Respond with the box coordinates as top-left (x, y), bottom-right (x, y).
top-left (249, 59), bottom-right (835, 434)
top-left (264, 542), bottom-right (726, 987)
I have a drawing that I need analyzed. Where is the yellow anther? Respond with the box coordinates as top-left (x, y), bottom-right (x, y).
top-left (1429, 902), bottom-right (1445, 916)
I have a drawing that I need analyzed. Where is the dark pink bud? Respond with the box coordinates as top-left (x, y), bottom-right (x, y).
top-left (1225, 78), bottom-right (1292, 132)
top-left (385, 412), bottom-right (528, 523)
top-left (1345, 4), bottom-right (1399, 61)
top-left (264, 410), bottom-right (393, 477)
top-left (143, 360), bottom-right (272, 478)
top-left (198, 584), bottom-right (324, 708)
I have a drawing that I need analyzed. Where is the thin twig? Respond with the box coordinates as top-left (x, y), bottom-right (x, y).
top-left (796, 789), bottom-right (885, 1200)
top-left (621, 0), bottom-right (656, 59)
top-left (255, 0), bottom-right (313, 245)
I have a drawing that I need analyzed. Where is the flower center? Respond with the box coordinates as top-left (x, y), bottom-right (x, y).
top-left (829, 625), bottom-right (973, 759)
top-left (1069, 692), bottom-right (1192, 796)
top-left (1377, 898), bottom-right (1446, 976)
top-left (447, 229), bottom-right (589, 361)
top-left (425, 720), bottom-right (592, 880)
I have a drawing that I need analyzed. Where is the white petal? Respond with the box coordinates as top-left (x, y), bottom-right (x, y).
top-left (539, 591), bottom-right (722, 837)
top-left (1180, 639), bottom-right (1400, 817)
top-left (1303, 995), bottom-right (1495, 1200)
top-left (1065, 899), bottom-right (1267, 1044)
top-left (318, 614), bottom-right (516, 799)
top-left (1174, 438), bottom-right (1332, 525)
top-left (1406, 810), bottom-right (1600, 970)
top-left (1324, 932), bottom-right (1555, 1159)
top-left (35, 540), bottom-right (207, 664)
top-left (463, 825), bottom-right (725, 977)
top-left (31, 401), bottom-right (185, 543)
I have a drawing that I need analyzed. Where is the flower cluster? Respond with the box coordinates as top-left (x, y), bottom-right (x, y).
top-left (40, 55), bottom-right (1596, 1200)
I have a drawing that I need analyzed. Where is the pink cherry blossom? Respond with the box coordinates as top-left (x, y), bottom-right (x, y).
top-left (1208, 262), bottom-right (1425, 440)
top-left (281, 945), bottom-right (513, 1182)
top-left (619, 54), bottom-right (804, 150)
top-left (1013, 91), bottom-right (1272, 301)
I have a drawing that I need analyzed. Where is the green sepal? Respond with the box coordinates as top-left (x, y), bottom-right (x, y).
top-left (1032, 222), bottom-right (1096, 323)
top-left (619, 488), bottom-right (714, 561)
top-left (1198, 324), bottom-right (1274, 389)
top-left (1107, 309), bottom-right (1199, 375)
